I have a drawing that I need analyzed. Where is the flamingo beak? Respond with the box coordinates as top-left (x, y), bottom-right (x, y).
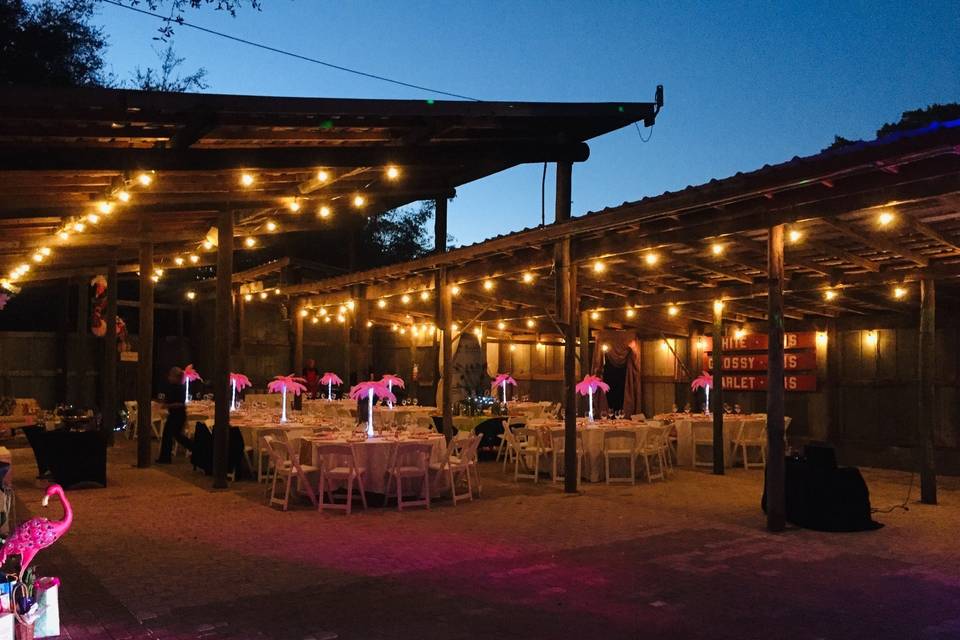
top-left (42, 495), bottom-right (50, 507)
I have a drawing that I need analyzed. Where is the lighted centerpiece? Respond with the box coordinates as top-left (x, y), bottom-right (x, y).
top-left (229, 372), bottom-right (251, 411)
top-left (380, 374), bottom-right (404, 408)
top-left (182, 364), bottom-right (202, 404)
top-left (320, 372), bottom-right (343, 401)
top-left (575, 374), bottom-right (609, 422)
top-left (267, 374), bottom-right (307, 423)
top-left (691, 371), bottom-right (713, 415)
top-left (350, 380), bottom-right (396, 436)
top-left (492, 373), bottom-right (517, 407)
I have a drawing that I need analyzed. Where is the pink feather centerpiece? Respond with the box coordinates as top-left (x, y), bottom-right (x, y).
top-left (380, 374), bottom-right (404, 408)
top-left (492, 373), bottom-right (517, 405)
top-left (350, 381), bottom-right (396, 436)
top-left (0, 484), bottom-right (72, 578)
top-left (182, 364), bottom-right (202, 404)
top-left (575, 375), bottom-right (610, 421)
top-left (319, 372), bottom-right (343, 401)
top-left (267, 374), bottom-right (307, 422)
top-left (691, 370), bottom-right (713, 414)
top-left (229, 372), bottom-right (252, 411)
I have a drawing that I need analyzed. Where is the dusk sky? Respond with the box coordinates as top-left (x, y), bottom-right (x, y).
top-left (95, 1), bottom-right (959, 247)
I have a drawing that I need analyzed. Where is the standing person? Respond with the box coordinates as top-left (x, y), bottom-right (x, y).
top-left (303, 358), bottom-right (320, 398)
top-left (156, 367), bottom-right (192, 464)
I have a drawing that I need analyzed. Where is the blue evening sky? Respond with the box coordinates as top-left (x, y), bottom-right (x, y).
top-left (94, 1), bottom-right (959, 247)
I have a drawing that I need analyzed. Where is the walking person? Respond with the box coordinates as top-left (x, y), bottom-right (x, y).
top-left (156, 367), bottom-right (193, 463)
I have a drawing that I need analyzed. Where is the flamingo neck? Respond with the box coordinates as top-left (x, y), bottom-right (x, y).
top-left (54, 487), bottom-right (73, 530)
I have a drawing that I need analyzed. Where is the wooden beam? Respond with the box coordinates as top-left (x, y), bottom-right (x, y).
top-left (556, 237), bottom-right (578, 493)
top-left (731, 236), bottom-right (841, 279)
top-left (212, 210), bottom-right (233, 489)
top-left (818, 217), bottom-right (929, 267)
top-left (905, 215), bottom-right (960, 254)
top-left (918, 278), bottom-right (937, 504)
top-left (440, 267), bottom-right (454, 439)
top-left (136, 228), bottom-right (154, 468)
top-left (766, 225), bottom-right (786, 531)
top-left (434, 196), bottom-right (448, 253)
top-left (102, 256), bottom-right (118, 443)
top-left (668, 253), bottom-right (754, 284)
top-left (0, 141), bottom-right (591, 172)
top-left (712, 299), bottom-right (724, 474)
top-left (555, 161), bottom-right (572, 223)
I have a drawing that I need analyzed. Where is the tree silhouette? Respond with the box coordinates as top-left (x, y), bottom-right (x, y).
top-left (826, 103), bottom-right (960, 151)
top-left (130, 45), bottom-right (208, 92)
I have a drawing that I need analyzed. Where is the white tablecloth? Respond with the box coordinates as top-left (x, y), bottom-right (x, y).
top-left (306, 434), bottom-right (446, 494)
top-left (662, 414), bottom-right (771, 468)
top-left (525, 419), bottom-right (653, 482)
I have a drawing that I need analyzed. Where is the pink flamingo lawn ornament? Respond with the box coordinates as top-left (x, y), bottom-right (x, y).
top-left (0, 484), bottom-right (72, 578)
top-left (691, 370), bottom-right (713, 414)
top-left (182, 364), bottom-right (202, 404)
top-left (575, 375), bottom-right (610, 422)
top-left (380, 374), bottom-right (404, 408)
top-left (350, 381), bottom-right (396, 436)
top-left (229, 372), bottom-right (252, 411)
top-left (267, 374), bottom-right (307, 422)
top-left (492, 373), bottom-right (517, 406)
top-left (319, 372), bottom-right (343, 401)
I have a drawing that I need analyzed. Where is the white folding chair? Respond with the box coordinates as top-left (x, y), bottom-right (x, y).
top-left (385, 442), bottom-right (433, 511)
top-left (513, 427), bottom-right (551, 483)
top-left (733, 418), bottom-right (767, 469)
top-left (548, 427), bottom-right (584, 489)
top-left (691, 422), bottom-right (715, 468)
top-left (603, 429), bottom-right (638, 484)
top-left (430, 435), bottom-right (478, 506)
top-left (638, 426), bottom-right (667, 482)
top-left (263, 435), bottom-right (318, 511)
top-left (315, 443), bottom-right (367, 514)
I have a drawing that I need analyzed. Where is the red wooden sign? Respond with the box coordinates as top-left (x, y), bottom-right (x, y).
top-left (703, 352), bottom-right (817, 371)
top-left (699, 332), bottom-right (817, 352)
top-left (721, 374), bottom-right (817, 391)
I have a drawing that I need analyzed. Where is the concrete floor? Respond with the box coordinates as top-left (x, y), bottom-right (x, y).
top-left (7, 439), bottom-right (960, 639)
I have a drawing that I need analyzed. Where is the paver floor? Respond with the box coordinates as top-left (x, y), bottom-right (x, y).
top-left (7, 438), bottom-right (960, 639)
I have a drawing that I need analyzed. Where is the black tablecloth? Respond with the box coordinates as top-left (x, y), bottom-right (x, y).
top-left (24, 427), bottom-right (107, 488)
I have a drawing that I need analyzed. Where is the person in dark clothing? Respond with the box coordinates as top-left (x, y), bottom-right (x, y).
top-left (303, 358), bottom-right (320, 398)
top-left (156, 366), bottom-right (193, 463)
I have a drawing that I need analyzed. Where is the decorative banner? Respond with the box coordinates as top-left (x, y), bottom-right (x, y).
top-left (703, 352), bottom-right (817, 371)
top-left (722, 374), bottom-right (817, 392)
top-left (700, 332), bottom-right (817, 352)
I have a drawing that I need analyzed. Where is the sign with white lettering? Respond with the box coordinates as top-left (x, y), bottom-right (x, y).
top-left (700, 332), bottom-right (817, 352)
top-left (722, 374), bottom-right (817, 391)
top-left (703, 352), bottom-right (817, 371)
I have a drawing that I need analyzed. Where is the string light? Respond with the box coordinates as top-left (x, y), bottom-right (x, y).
top-left (259, 292), bottom-right (268, 300)
top-left (324, 316), bottom-right (331, 324)
top-left (86, 213), bottom-right (100, 225)
top-left (601, 344), bottom-right (609, 353)
top-left (300, 309), bottom-right (309, 317)
top-left (244, 237), bottom-right (257, 248)
top-left (174, 257), bottom-right (184, 266)
top-left (865, 330), bottom-right (878, 346)
top-left (521, 272), bottom-right (535, 284)
top-left (58, 230), bottom-right (70, 241)
top-left (240, 173), bottom-right (255, 187)
top-left (244, 293), bottom-right (253, 302)
top-left (346, 300), bottom-right (355, 310)
top-left (526, 318), bottom-right (536, 329)
top-left (377, 299), bottom-right (387, 309)
top-left (317, 169), bottom-right (329, 182)
top-left (338, 305), bottom-right (347, 314)
top-left (824, 289), bottom-right (837, 301)
top-left (186, 291), bottom-right (196, 300)
top-left (366, 320), bottom-right (373, 328)
top-left (878, 211), bottom-right (894, 227)
top-left (734, 328), bottom-right (746, 339)
top-left (202, 240), bottom-right (214, 251)
top-left (117, 190), bottom-right (131, 203)
top-left (265, 220), bottom-right (278, 232)
top-left (39, 247), bottom-right (51, 257)
top-left (590, 310), bottom-right (600, 320)
top-left (497, 321), bottom-right (506, 330)
top-left (625, 308), bottom-right (636, 319)
top-left (31, 252), bottom-right (43, 263)
top-left (337, 315), bottom-right (346, 324)
top-left (288, 200), bottom-right (301, 213)
top-left (318, 205), bottom-right (331, 219)
top-left (319, 308), bottom-right (328, 316)
top-left (401, 294), bottom-right (411, 304)
top-left (97, 201), bottom-right (113, 215)
top-left (509, 344), bottom-right (516, 352)
top-left (816, 331), bottom-right (828, 346)
top-left (451, 285), bottom-right (461, 296)
top-left (136, 172), bottom-right (153, 187)
top-left (788, 229), bottom-right (802, 243)
top-left (189, 254), bottom-right (200, 264)
top-left (312, 316), bottom-right (320, 324)
top-left (150, 274), bottom-right (159, 283)
top-left (420, 291), bottom-right (430, 301)
top-left (713, 299), bottom-right (724, 313)
top-left (386, 166), bottom-right (400, 180)
top-left (711, 243), bottom-right (724, 256)
top-left (667, 305), bottom-right (679, 317)
top-left (592, 260), bottom-right (605, 273)
top-left (451, 323), bottom-right (459, 333)
top-left (73, 221), bottom-right (85, 233)
top-left (153, 268), bottom-right (164, 277)
top-left (644, 252), bottom-right (659, 266)
top-left (353, 195), bottom-right (366, 208)
top-left (483, 279), bottom-right (494, 291)
top-left (893, 286), bottom-right (907, 299)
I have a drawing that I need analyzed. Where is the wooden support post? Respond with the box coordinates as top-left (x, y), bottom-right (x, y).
top-left (102, 257), bottom-right (118, 444)
top-left (579, 309), bottom-right (590, 416)
top-left (919, 278), bottom-right (937, 505)
top-left (557, 237), bottom-right (578, 493)
top-left (212, 210), bottom-right (234, 489)
top-left (356, 292), bottom-right (371, 383)
top-left (766, 224), bottom-right (786, 531)
top-left (555, 161), bottom-right (572, 223)
top-left (440, 267), bottom-right (454, 439)
top-left (293, 301), bottom-right (304, 375)
top-left (342, 319), bottom-right (352, 387)
top-left (409, 319), bottom-right (418, 403)
top-left (55, 279), bottom-right (69, 402)
top-left (234, 285), bottom-right (245, 370)
top-left (434, 197), bottom-right (448, 253)
top-left (74, 277), bottom-right (89, 406)
top-left (711, 299), bottom-right (725, 474)
top-left (433, 271), bottom-right (442, 400)
top-left (136, 236), bottom-right (154, 468)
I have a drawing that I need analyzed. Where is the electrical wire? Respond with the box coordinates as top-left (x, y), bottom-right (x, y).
top-left (635, 121), bottom-right (654, 143)
top-left (99, 0), bottom-right (482, 101)
top-left (872, 471), bottom-right (914, 514)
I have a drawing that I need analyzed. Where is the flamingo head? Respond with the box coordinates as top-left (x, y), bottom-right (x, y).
top-left (42, 484), bottom-right (63, 507)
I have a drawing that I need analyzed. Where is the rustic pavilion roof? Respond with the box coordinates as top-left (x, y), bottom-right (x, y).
top-left (280, 118), bottom-right (960, 335)
top-left (0, 84), bottom-right (661, 278)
